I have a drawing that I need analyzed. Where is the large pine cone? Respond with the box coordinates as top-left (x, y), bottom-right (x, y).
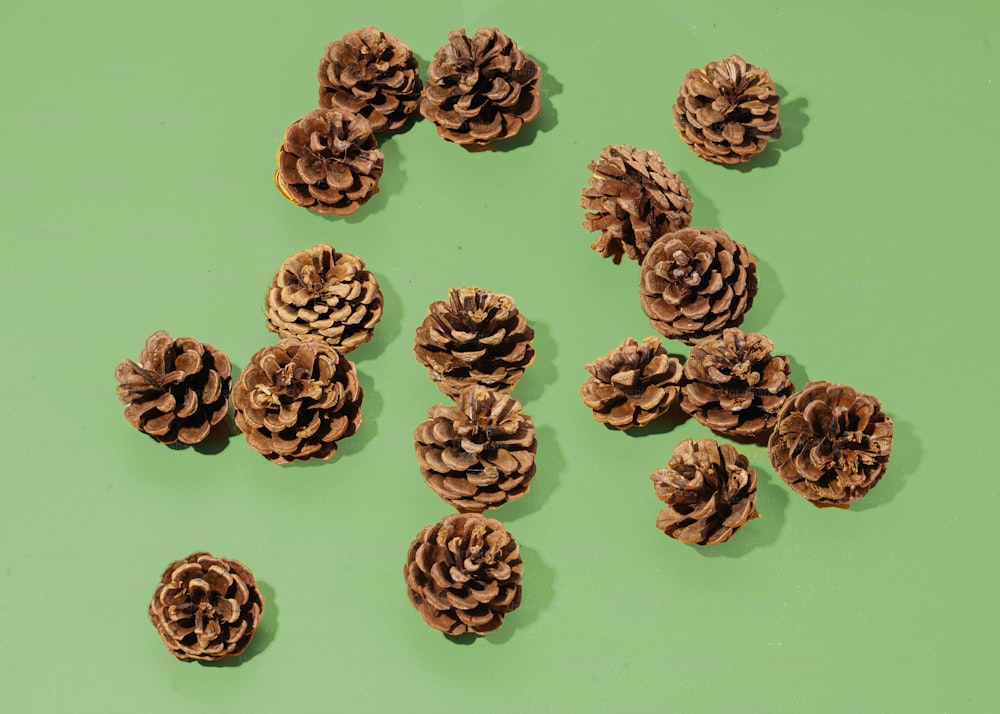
top-left (650, 438), bottom-right (759, 545)
top-left (318, 27), bottom-right (422, 134)
top-left (768, 381), bottom-right (893, 508)
top-left (148, 552), bottom-right (264, 662)
top-left (115, 332), bottom-right (231, 445)
top-left (581, 145), bottom-right (693, 264)
top-left (681, 328), bottom-right (793, 439)
top-left (580, 336), bottom-right (684, 429)
top-left (420, 27), bottom-right (542, 146)
top-left (414, 286), bottom-right (535, 398)
top-left (404, 513), bottom-right (522, 635)
top-left (639, 227), bottom-right (757, 345)
top-left (275, 108), bottom-right (383, 216)
top-left (415, 387), bottom-right (536, 512)
top-left (673, 54), bottom-right (781, 165)
top-left (232, 339), bottom-right (362, 464)
top-left (265, 243), bottom-right (383, 354)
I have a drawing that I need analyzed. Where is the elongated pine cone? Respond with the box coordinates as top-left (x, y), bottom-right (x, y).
top-left (318, 27), bottom-right (422, 134)
top-left (651, 438), bottom-right (759, 545)
top-left (580, 337), bottom-right (684, 429)
top-left (149, 552), bottom-right (264, 662)
top-left (768, 381), bottom-right (893, 508)
top-left (275, 108), bottom-right (383, 216)
top-left (581, 145), bottom-right (693, 264)
top-left (404, 513), bottom-right (522, 635)
top-left (639, 227), bottom-right (757, 344)
top-left (265, 243), bottom-right (383, 354)
top-left (414, 286), bottom-right (535, 398)
top-left (420, 27), bottom-right (542, 146)
top-left (415, 387), bottom-right (536, 512)
top-left (233, 339), bottom-right (362, 464)
top-left (673, 54), bottom-right (781, 165)
top-left (115, 332), bottom-right (231, 445)
top-left (681, 328), bottom-right (793, 439)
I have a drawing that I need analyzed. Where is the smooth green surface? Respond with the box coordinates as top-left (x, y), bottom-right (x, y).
top-left (1, 0), bottom-right (997, 711)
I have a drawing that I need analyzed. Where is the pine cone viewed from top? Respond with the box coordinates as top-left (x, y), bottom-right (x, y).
top-left (115, 332), bottom-right (231, 445)
top-left (275, 108), bottom-right (384, 216)
top-left (768, 381), bottom-right (893, 508)
top-left (318, 27), bottom-right (422, 135)
top-left (266, 243), bottom-right (383, 354)
top-left (420, 27), bottom-right (542, 146)
top-left (404, 513), bottom-right (522, 635)
top-left (681, 328), bottom-right (793, 439)
top-left (581, 145), bottom-right (693, 264)
top-left (639, 227), bottom-right (757, 345)
top-left (673, 54), bottom-right (781, 165)
top-left (580, 337), bottom-right (684, 429)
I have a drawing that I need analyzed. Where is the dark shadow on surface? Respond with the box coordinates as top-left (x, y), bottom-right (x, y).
top-left (494, 59), bottom-right (561, 152)
top-left (485, 544), bottom-right (554, 644)
top-left (515, 319), bottom-right (557, 406)
top-left (680, 171), bottom-right (721, 229)
top-left (191, 414), bottom-right (239, 455)
top-left (339, 134), bottom-right (406, 223)
top-left (623, 400), bottom-right (692, 438)
top-left (852, 415), bottom-right (919, 512)
top-left (349, 269), bottom-right (402, 362)
top-left (741, 257), bottom-right (783, 335)
top-left (696, 462), bottom-right (789, 558)
top-left (444, 632), bottom-right (479, 645)
top-left (501, 425), bottom-right (563, 522)
top-left (785, 353), bottom-right (810, 394)
top-left (202, 580), bottom-right (277, 666)
top-left (729, 85), bottom-right (808, 173)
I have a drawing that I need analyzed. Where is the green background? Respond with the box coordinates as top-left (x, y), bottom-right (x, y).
top-left (2, 0), bottom-right (996, 711)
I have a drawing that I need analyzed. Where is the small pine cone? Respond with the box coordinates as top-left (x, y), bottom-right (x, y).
top-left (768, 381), bottom-right (893, 508)
top-left (639, 227), bottom-right (757, 345)
top-left (415, 387), bottom-right (537, 512)
top-left (580, 337), bottom-right (684, 429)
top-left (414, 287), bottom-right (535, 398)
top-left (651, 438), bottom-right (760, 545)
top-left (318, 27), bottom-right (422, 134)
top-left (265, 243), bottom-right (383, 354)
top-left (581, 145), bottom-right (693, 264)
top-left (681, 328), bottom-right (794, 439)
top-left (115, 332), bottom-right (231, 445)
top-left (275, 108), bottom-right (384, 216)
top-left (420, 27), bottom-right (542, 146)
top-left (404, 513), bottom-right (522, 635)
top-left (232, 339), bottom-right (362, 464)
top-left (673, 54), bottom-right (781, 165)
top-left (148, 552), bottom-right (264, 662)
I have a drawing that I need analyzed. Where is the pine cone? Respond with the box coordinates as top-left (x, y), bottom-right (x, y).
top-left (415, 387), bottom-right (537, 512)
top-left (420, 27), bottom-right (542, 146)
top-left (318, 27), bottom-right (422, 134)
top-left (639, 227), bottom-right (757, 345)
top-left (275, 108), bottom-right (383, 216)
top-left (232, 339), bottom-right (362, 464)
top-left (404, 513), bottom-right (522, 635)
top-left (115, 332), bottom-right (231, 445)
top-left (673, 54), bottom-right (781, 165)
top-left (581, 145), bottom-right (693, 264)
top-left (148, 552), bottom-right (264, 662)
top-left (767, 381), bottom-right (893, 508)
top-left (265, 243), bottom-right (383, 354)
top-left (650, 438), bottom-right (759, 545)
top-left (414, 287), bottom-right (535, 398)
top-left (681, 328), bottom-right (793, 439)
top-left (580, 337), bottom-right (684, 429)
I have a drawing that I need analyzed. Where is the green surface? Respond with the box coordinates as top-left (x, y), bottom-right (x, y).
top-left (1, 0), bottom-right (997, 711)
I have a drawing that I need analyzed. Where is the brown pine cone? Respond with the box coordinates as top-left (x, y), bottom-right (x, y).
top-left (318, 27), bottom-right (422, 134)
top-left (581, 145), bottom-right (693, 264)
top-left (232, 339), bottom-right (362, 464)
top-left (148, 552), bottom-right (264, 662)
top-left (115, 332), bottom-right (231, 445)
top-left (415, 387), bottom-right (536, 512)
top-left (639, 227), bottom-right (757, 345)
top-left (580, 337), bottom-right (684, 429)
top-left (681, 328), bottom-right (793, 439)
top-left (673, 54), bottom-right (781, 165)
top-left (414, 286), bottom-right (535, 398)
top-left (420, 27), bottom-right (542, 146)
top-left (768, 381), bottom-right (893, 508)
top-left (404, 513), bottom-right (522, 635)
top-left (275, 108), bottom-right (383, 216)
top-left (651, 438), bottom-right (759, 545)
top-left (265, 243), bottom-right (383, 354)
